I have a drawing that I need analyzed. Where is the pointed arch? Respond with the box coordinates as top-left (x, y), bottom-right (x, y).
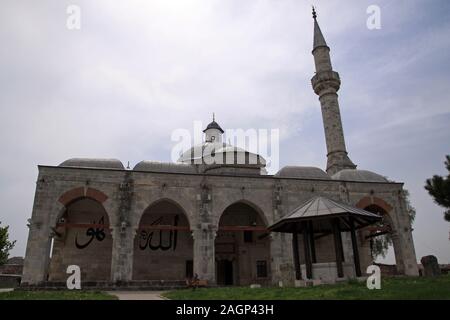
top-left (216, 199), bottom-right (269, 229)
top-left (48, 196), bottom-right (112, 281)
top-left (215, 200), bottom-right (271, 286)
top-left (355, 197), bottom-right (393, 213)
top-left (355, 196), bottom-right (403, 276)
top-left (53, 187), bottom-right (112, 229)
top-left (136, 197), bottom-right (192, 230)
top-left (133, 197), bottom-right (193, 280)
top-left (58, 187), bottom-right (108, 206)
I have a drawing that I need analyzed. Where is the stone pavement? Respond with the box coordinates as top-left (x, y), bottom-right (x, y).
top-left (106, 291), bottom-right (168, 300)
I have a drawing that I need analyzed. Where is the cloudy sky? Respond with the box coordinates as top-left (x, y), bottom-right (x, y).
top-left (1, 0), bottom-right (449, 264)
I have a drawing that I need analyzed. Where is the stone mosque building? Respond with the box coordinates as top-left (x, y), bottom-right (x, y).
top-left (22, 12), bottom-right (419, 287)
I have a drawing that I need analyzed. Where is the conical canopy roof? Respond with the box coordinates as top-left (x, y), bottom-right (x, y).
top-left (269, 196), bottom-right (381, 233)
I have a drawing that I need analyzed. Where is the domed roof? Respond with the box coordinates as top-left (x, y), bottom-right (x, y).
top-left (331, 169), bottom-right (388, 183)
top-left (133, 161), bottom-right (197, 174)
top-left (59, 158), bottom-right (125, 169)
top-left (275, 166), bottom-right (330, 180)
top-left (178, 142), bottom-right (266, 166)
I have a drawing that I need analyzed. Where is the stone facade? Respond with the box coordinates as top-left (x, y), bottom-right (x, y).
top-left (21, 164), bottom-right (419, 286)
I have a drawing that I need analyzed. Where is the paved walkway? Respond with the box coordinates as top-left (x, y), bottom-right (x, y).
top-left (106, 291), bottom-right (168, 300)
top-left (0, 288), bottom-right (14, 293)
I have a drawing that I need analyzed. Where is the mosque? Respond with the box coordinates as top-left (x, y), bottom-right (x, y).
top-left (21, 11), bottom-right (418, 287)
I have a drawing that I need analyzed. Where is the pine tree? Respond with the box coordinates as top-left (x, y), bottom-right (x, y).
top-left (425, 155), bottom-right (450, 222)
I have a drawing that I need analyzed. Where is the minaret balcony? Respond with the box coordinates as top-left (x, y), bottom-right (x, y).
top-left (311, 70), bottom-right (341, 95)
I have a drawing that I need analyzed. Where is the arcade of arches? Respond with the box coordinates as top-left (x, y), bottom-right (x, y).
top-left (46, 198), bottom-right (273, 284)
top-left (38, 192), bottom-right (417, 284)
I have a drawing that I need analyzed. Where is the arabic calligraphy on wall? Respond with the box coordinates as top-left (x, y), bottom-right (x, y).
top-left (139, 215), bottom-right (179, 251)
top-left (75, 216), bottom-right (106, 249)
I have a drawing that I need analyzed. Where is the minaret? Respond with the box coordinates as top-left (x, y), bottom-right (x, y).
top-left (311, 7), bottom-right (356, 175)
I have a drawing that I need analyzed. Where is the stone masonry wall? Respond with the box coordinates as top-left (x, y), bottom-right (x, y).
top-left (21, 165), bottom-right (419, 285)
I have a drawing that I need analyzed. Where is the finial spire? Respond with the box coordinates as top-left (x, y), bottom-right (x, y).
top-left (312, 6), bottom-right (317, 19)
top-left (213, 112), bottom-right (215, 122)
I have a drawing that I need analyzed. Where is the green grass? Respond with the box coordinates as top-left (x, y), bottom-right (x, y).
top-left (0, 290), bottom-right (117, 300)
top-left (163, 275), bottom-right (450, 300)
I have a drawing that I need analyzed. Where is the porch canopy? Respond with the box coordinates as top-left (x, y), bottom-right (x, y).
top-left (268, 196), bottom-right (381, 280)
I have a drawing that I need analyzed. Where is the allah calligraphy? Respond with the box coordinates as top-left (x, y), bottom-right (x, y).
top-left (139, 215), bottom-right (179, 251)
top-left (75, 216), bottom-right (106, 249)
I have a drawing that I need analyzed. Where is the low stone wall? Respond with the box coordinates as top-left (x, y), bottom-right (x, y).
top-left (374, 263), bottom-right (398, 276)
top-left (18, 280), bottom-right (188, 291)
top-left (440, 264), bottom-right (450, 274)
top-left (418, 263), bottom-right (450, 276)
top-left (0, 274), bottom-right (21, 288)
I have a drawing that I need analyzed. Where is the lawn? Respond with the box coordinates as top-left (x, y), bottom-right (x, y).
top-left (0, 290), bottom-right (117, 300)
top-left (163, 275), bottom-right (450, 300)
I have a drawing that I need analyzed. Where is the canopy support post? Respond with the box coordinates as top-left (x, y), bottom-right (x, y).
top-left (332, 218), bottom-right (344, 278)
top-left (302, 222), bottom-right (313, 279)
top-left (349, 216), bottom-right (362, 277)
top-left (308, 220), bottom-right (317, 263)
top-left (292, 231), bottom-right (302, 280)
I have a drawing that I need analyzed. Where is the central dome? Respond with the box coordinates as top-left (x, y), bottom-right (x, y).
top-left (178, 141), bottom-right (265, 167)
top-left (177, 118), bottom-right (266, 174)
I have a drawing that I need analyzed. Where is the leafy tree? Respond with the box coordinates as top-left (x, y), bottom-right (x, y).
top-left (0, 221), bottom-right (16, 265)
top-left (370, 234), bottom-right (391, 259)
top-left (425, 155), bottom-right (450, 222)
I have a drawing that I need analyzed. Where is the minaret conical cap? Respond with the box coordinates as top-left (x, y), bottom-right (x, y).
top-left (312, 7), bottom-right (328, 50)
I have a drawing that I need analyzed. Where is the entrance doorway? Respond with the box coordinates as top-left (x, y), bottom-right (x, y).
top-left (217, 260), bottom-right (233, 285)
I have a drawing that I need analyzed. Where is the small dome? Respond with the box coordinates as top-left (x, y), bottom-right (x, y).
top-left (331, 169), bottom-right (388, 182)
top-left (275, 166), bottom-right (330, 180)
top-left (59, 158), bottom-right (125, 169)
top-left (133, 161), bottom-right (197, 174)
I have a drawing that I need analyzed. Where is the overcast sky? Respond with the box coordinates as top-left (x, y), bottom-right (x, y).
top-left (1, 0), bottom-right (449, 264)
